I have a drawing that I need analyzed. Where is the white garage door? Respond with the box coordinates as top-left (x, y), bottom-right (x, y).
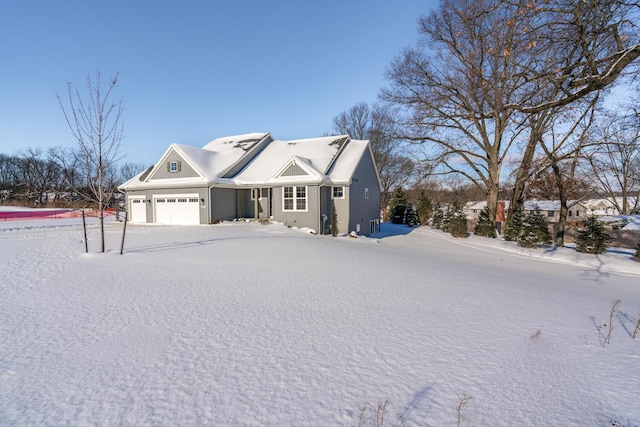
top-left (154, 195), bottom-right (200, 225)
top-left (129, 198), bottom-right (147, 223)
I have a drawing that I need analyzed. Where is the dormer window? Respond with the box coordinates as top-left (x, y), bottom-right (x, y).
top-left (168, 161), bottom-right (181, 173)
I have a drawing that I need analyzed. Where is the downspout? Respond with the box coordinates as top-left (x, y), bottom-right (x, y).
top-left (318, 183), bottom-right (323, 235)
top-left (208, 185), bottom-right (213, 224)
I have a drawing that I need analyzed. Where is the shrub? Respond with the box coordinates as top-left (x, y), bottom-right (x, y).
top-left (441, 205), bottom-right (455, 232)
top-left (474, 207), bottom-right (495, 237)
top-left (634, 239), bottom-right (640, 262)
top-left (431, 202), bottom-right (444, 229)
top-left (517, 209), bottom-right (551, 248)
top-left (405, 203), bottom-right (420, 227)
top-left (503, 203), bottom-right (524, 241)
top-left (389, 187), bottom-right (408, 224)
top-left (416, 192), bottom-right (432, 226)
top-left (449, 213), bottom-right (469, 238)
top-left (331, 204), bottom-right (338, 236)
top-left (576, 216), bottom-right (611, 254)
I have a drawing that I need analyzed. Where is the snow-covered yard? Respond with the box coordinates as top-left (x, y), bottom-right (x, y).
top-left (1, 212), bottom-right (639, 426)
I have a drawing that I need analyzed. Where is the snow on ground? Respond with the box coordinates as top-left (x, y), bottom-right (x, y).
top-left (1, 211), bottom-right (640, 426)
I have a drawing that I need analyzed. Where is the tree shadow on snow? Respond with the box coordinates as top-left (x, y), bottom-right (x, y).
top-left (371, 222), bottom-right (417, 239)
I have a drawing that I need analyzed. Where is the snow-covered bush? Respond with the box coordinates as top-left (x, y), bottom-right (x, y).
top-left (389, 188), bottom-right (408, 225)
top-left (517, 209), bottom-right (551, 248)
top-left (474, 207), bottom-right (495, 238)
top-left (576, 216), bottom-right (611, 254)
top-left (431, 202), bottom-right (444, 229)
top-left (634, 239), bottom-right (640, 262)
top-left (503, 203), bottom-right (524, 241)
top-left (449, 213), bottom-right (469, 238)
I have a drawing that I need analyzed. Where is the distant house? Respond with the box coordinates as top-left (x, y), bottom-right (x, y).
top-left (118, 133), bottom-right (381, 236)
top-left (465, 200), bottom-right (588, 224)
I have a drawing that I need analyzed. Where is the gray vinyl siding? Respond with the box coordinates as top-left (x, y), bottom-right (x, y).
top-left (210, 188), bottom-right (237, 221)
top-left (348, 151), bottom-right (381, 236)
top-left (150, 151), bottom-right (199, 180)
top-left (332, 187), bottom-right (349, 235)
top-left (273, 185), bottom-right (321, 231)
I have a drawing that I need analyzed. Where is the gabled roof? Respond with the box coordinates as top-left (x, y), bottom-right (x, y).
top-left (226, 135), bottom-right (354, 186)
top-left (119, 133), bottom-right (374, 190)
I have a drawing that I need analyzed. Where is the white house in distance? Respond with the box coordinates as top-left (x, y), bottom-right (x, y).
top-left (465, 200), bottom-right (589, 224)
top-left (118, 132), bottom-right (381, 236)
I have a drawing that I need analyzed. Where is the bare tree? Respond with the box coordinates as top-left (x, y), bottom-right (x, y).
top-left (383, 0), bottom-right (640, 229)
top-left (332, 102), bottom-right (415, 220)
top-left (585, 109), bottom-right (640, 215)
top-left (57, 71), bottom-right (125, 252)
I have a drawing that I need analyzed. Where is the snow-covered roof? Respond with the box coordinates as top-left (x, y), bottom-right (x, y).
top-left (119, 133), bottom-right (372, 190)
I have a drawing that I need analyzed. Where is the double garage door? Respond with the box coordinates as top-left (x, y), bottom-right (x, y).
top-left (154, 195), bottom-right (200, 225)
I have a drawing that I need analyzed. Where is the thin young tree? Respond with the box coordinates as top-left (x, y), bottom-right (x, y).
top-left (57, 71), bottom-right (125, 252)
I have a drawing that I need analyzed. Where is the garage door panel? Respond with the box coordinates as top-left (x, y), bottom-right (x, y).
top-left (154, 195), bottom-right (200, 225)
top-left (129, 198), bottom-right (147, 223)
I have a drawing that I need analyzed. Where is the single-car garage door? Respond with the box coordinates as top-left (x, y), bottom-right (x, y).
top-left (129, 197), bottom-right (147, 223)
top-left (154, 195), bottom-right (200, 225)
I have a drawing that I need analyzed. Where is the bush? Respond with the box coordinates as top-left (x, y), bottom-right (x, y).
top-left (474, 207), bottom-right (495, 237)
top-left (431, 202), bottom-right (444, 229)
top-left (331, 205), bottom-right (338, 237)
top-left (441, 205), bottom-right (455, 232)
top-left (405, 203), bottom-right (420, 227)
top-left (517, 209), bottom-right (551, 248)
top-left (635, 240), bottom-right (640, 262)
top-left (449, 213), bottom-right (469, 238)
top-left (575, 216), bottom-right (611, 254)
top-left (416, 192), bottom-right (432, 226)
top-left (389, 187), bottom-right (408, 224)
top-left (504, 203), bottom-right (524, 241)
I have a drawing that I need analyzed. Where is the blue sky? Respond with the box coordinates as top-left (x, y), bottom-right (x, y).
top-left (0, 1), bottom-right (436, 166)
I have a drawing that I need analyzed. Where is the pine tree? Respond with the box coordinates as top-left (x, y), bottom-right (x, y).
top-left (474, 207), bottom-right (495, 238)
top-left (389, 187), bottom-right (408, 224)
top-left (405, 203), bottom-right (420, 227)
top-left (517, 209), bottom-right (551, 248)
top-left (441, 205), bottom-right (455, 232)
top-left (504, 203), bottom-right (524, 241)
top-left (431, 202), bottom-right (444, 229)
top-left (449, 211), bottom-right (469, 238)
top-left (416, 192), bottom-right (432, 226)
top-left (331, 204), bottom-right (338, 237)
top-left (576, 216), bottom-right (611, 254)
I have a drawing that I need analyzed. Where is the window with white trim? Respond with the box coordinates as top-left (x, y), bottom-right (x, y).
top-left (332, 186), bottom-right (344, 199)
top-left (168, 161), bottom-right (181, 173)
top-left (283, 186), bottom-right (307, 211)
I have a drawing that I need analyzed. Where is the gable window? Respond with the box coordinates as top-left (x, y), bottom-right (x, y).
top-left (168, 161), bottom-right (181, 173)
top-left (283, 186), bottom-right (307, 211)
top-left (332, 186), bottom-right (344, 199)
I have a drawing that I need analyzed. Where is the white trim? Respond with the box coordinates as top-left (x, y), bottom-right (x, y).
top-left (282, 185), bottom-right (308, 212)
top-left (331, 186), bottom-right (345, 199)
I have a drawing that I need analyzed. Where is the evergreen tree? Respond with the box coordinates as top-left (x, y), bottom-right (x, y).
top-left (389, 187), bottom-right (408, 224)
top-left (503, 203), bottom-right (524, 241)
top-left (441, 204), bottom-right (455, 232)
top-left (474, 206), bottom-right (495, 238)
top-left (405, 203), bottom-right (420, 227)
top-left (449, 211), bottom-right (469, 238)
top-left (576, 216), bottom-right (611, 254)
top-left (431, 202), bottom-right (444, 229)
top-left (416, 192), bottom-right (432, 226)
top-left (517, 209), bottom-right (551, 248)
top-left (331, 204), bottom-right (338, 237)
